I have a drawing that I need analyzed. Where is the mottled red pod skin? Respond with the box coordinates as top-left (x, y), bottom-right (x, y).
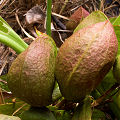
top-left (8, 34), bottom-right (57, 107)
top-left (55, 20), bottom-right (118, 102)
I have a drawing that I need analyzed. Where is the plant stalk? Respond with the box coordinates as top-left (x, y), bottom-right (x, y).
top-left (46, 0), bottom-right (52, 36)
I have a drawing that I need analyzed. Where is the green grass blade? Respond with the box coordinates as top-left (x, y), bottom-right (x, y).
top-left (0, 34), bottom-right (26, 54)
top-left (0, 16), bottom-right (28, 53)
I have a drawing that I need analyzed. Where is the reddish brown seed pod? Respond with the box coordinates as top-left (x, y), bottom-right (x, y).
top-left (7, 34), bottom-right (57, 107)
top-left (55, 20), bottom-right (118, 102)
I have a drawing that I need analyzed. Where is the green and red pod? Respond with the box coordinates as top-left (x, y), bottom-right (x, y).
top-left (7, 33), bottom-right (57, 107)
top-left (55, 20), bottom-right (118, 102)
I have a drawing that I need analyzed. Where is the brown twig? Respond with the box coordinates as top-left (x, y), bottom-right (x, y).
top-left (92, 0), bottom-right (97, 11)
top-left (56, 99), bottom-right (67, 108)
top-left (0, 60), bottom-right (8, 75)
top-left (100, 0), bottom-right (105, 11)
top-left (104, 4), bottom-right (118, 12)
top-left (15, 11), bottom-right (35, 40)
top-left (12, 103), bottom-right (27, 116)
top-left (0, 0), bottom-right (9, 10)
top-left (92, 83), bottom-right (119, 107)
top-left (0, 87), bottom-right (5, 104)
top-left (59, 0), bottom-right (68, 15)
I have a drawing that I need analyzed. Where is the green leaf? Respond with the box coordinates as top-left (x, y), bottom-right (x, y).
top-left (52, 82), bottom-right (62, 102)
top-left (113, 90), bottom-right (120, 108)
top-left (20, 107), bottom-right (56, 120)
top-left (112, 15), bottom-right (120, 26)
top-left (92, 109), bottom-right (106, 120)
top-left (113, 26), bottom-right (120, 55)
top-left (110, 92), bottom-right (120, 119)
top-left (109, 15), bottom-right (120, 55)
top-left (91, 89), bottom-right (101, 100)
top-left (0, 74), bottom-right (7, 81)
top-left (0, 81), bottom-right (10, 92)
top-left (109, 17), bottom-right (117, 24)
top-left (0, 17), bottom-right (27, 48)
top-left (93, 69), bottom-right (120, 119)
top-left (109, 101), bottom-right (120, 119)
top-left (72, 96), bottom-right (92, 120)
top-left (54, 110), bottom-right (71, 120)
top-left (90, 69), bottom-right (116, 100)
top-left (0, 74), bottom-right (10, 92)
top-left (0, 102), bottom-right (30, 116)
top-left (0, 16), bottom-right (28, 54)
top-left (97, 69), bottom-right (116, 94)
top-left (74, 11), bottom-right (108, 32)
